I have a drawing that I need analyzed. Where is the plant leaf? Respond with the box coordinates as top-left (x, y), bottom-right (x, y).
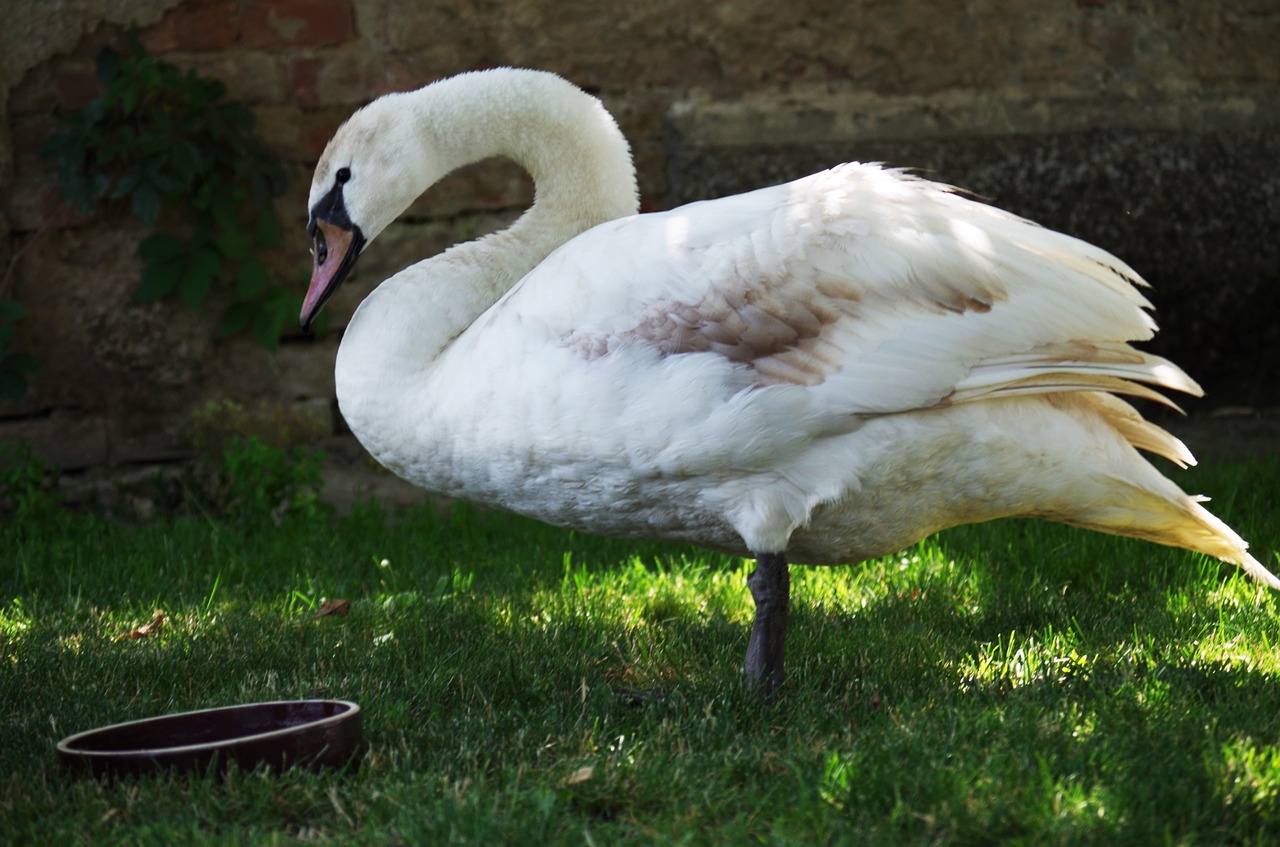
top-left (178, 248), bottom-right (222, 309)
top-left (214, 224), bottom-right (251, 261)
top-left (255, 211), bottom-right (283, 248)
top-left (216, 302), bottom-right (256, 338)
top-left (251, 298), bottom-right (291, 350)
top-left (137, 232), bottom-right (187, 263)
top-left (121, 83), bottom-right (141, 116)
top-left (133, 258), bottom-right (182, 302)
top-left (116, 610), bottom-right (166, 641)
top-left (130, 182), bottom-right (162, 224)
top-left (95, 46), bottom-right (121, 87)
top-left (235, 259), bottom-right (269, 299)
top-left (209, 190), bottom-right (241, 230)
top-left (89, 173), bottom-right (112, 203)
top-left (107, 172), bottom-right (139, 199)
top-left (313, 599), bottom-right (351, 618)
top-left (171, 140), bottom-right (205, 182)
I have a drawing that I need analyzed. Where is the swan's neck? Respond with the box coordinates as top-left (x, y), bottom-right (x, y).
top-left (412, 73), bottom-right (639, 284)
top-left (333, 70), bottom-right (638, 467)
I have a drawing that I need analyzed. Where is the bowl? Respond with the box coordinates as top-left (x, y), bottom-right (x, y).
top-left (57, 699), bottom-right (364, 779)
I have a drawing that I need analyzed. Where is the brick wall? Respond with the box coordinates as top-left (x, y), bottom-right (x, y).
top-left (1, 0), bottom-right (1277, 471)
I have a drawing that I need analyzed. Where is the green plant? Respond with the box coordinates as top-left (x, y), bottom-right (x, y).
top-left (186, 398), bottom-right (329, 463)
top-left (41, 31), bottom-right (295, 348)
top-left (0, 442), bottom-right (62, 521)
top-left (0, 300), bottom-right (36, 401)
top-left (183, 398), bottom-right (327, 523)
top-left (217, 435), bottom-right (324, 524)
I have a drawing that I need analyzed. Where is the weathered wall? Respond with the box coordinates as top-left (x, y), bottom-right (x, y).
top-left (1, 0), bottom-right (1277, 471)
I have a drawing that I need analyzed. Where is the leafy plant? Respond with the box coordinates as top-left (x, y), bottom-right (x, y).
top-left (0, 442), bottom-right (62, 522)
top-left (0, 301), bottom-right (36, 401)
top-left (183, 398), bottom-right (328, 524)
top-left (186, 398), bottom-right (329, 464)
top-left (41, 31), bottom-right (296, 348)
top-left (216, 435), bottom-right (324, 525)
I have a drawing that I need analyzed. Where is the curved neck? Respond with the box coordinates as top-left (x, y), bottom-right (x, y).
top-left (333, 70), bottom-right (639, 456)
top-left (354, 69), bottom-right (639, 261)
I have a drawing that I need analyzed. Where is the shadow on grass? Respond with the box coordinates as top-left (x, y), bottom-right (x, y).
top-left (5, 462), bottom-right (1279, 843)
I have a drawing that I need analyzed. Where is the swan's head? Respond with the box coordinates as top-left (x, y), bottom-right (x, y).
top-left (302, 163), bottom-right (365, 330)
top-left (300, 69), bottom-right (638, 330)
top-left (301, 91), bottom-right (443, 330)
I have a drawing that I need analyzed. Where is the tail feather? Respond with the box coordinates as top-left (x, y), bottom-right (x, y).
top-left (1181, 498), bottom-right (1280, 591)
top-left (1086, 392), bottom-right (1197, 469)
top-left (1065, 481), bottom-right (1277, 589)
top-left (953, 342), bottom-right (1203, 414)
top-left (1239, 553), bottom-right (1280, 592)
top-left (1172, 501), bottom-right (1274, 588)
top-left (1048, 392), bottom-right (1275, 590)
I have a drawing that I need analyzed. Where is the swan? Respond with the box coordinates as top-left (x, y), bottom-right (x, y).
top-left (300, 68), bottom-right (1276, 693)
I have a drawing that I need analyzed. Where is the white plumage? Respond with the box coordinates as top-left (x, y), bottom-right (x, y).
top-left (301, 68), bottom-right (1275, 691)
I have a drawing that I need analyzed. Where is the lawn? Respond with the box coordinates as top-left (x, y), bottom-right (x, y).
top-left (3, 453), bottom-right (1280, 845)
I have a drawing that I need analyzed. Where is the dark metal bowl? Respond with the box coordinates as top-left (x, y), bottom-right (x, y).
top-left (57, 700), bottom-right (364, 779)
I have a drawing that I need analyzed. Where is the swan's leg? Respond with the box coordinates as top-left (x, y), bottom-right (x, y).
top-left (744, 552), bottom-right (790, 694)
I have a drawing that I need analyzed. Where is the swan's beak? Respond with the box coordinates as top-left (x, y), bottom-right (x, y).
top-left (301, 219), bottom-right (365, 331)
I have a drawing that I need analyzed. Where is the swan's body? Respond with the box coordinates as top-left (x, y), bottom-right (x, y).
top-left (303, 69), bottom-right (1275, 691)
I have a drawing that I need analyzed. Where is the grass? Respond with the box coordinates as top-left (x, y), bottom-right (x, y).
top-left (3, 458), bottom-right (1280, 845)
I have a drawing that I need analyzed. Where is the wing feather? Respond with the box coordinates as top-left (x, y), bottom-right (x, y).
top-left (518, 162), bottom-right (1191, 419)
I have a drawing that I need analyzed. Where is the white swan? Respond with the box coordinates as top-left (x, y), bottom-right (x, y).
top-left (301, 68), bottom-right (1276, 692)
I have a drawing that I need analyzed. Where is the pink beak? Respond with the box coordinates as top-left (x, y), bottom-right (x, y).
top-left (301, 219), bottom-right (361, 330)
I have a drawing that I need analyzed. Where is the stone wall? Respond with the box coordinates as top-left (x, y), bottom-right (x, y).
top-left (1, 0), bottom-right (1277, 472)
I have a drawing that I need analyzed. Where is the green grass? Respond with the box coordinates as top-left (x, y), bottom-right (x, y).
top-left (3, 458), bottom-right (1280, 845)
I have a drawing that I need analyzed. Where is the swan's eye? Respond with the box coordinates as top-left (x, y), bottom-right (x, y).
top-left (336, 167), bottom-right (351, 184)
top-left (315, 228), bottom-right (328, 265)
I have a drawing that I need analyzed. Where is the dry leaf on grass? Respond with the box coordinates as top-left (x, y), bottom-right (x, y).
top-left (565, 766), bottom-right (594, 785)
top-left (116, 610), bottom-right (166, 641)
top-left (313, 599), bottom-right (351, 618)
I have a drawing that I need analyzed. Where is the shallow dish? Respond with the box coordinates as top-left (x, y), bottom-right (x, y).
top-left (57, 699), bottom-right (363, 779)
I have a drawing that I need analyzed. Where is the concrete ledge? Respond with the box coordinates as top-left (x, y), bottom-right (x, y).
top-left (669, 84), bottom-right (1280, 147)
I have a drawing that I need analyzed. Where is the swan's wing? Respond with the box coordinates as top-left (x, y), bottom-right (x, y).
top-left (496, 163), bottom-right (1197, 423)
